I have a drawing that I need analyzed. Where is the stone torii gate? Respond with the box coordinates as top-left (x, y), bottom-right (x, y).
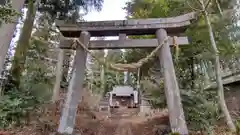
top-left (55, 12), bottom-right (196, 135)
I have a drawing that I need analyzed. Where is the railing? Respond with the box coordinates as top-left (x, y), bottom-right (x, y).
top-left (204, 58), bottom-right (240, 89)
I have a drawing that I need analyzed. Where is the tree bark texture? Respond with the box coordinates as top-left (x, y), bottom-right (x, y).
top-left (52, 49), bottom-right (64, 102)
top-left (10, 0), bottom-right (38, 88)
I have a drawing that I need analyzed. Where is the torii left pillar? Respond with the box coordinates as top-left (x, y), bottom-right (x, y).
top-left (58, 31), bottom-right (90, 134)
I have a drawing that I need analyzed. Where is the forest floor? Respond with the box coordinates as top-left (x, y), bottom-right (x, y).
top-left (0, 90), bottom-right (233, 135)
top-left (2, 100), bottom-right (170, 135)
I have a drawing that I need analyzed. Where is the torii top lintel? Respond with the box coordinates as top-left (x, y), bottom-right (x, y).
top-left (56, 12), bottom-right (196, 37)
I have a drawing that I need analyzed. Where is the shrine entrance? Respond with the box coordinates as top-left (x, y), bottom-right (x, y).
top-left (55, 12), bottom-right (196, 135)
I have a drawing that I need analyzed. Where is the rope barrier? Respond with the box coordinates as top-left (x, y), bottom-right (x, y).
top-left (70, 36), bottom-right (170, 72)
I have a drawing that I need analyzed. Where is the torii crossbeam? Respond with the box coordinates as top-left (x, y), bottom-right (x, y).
top-left (56, 12), bottom-right (195, 37)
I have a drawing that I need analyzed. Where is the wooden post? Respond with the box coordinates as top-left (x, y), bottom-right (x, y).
top-left (156, 29), bottom-right (188, 134)
top-left (58, 31), bottom-right (90, 134)
top-left (52, 48), bottom-right (64, 102)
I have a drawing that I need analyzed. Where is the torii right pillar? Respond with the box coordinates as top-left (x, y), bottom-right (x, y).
top-left (156, 29), bottom-right (188, 135)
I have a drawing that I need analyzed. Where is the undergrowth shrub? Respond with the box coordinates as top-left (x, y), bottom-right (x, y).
top-left (141, 78), bottom-right (220, 133)
top-left (235, 119), bottom-right (240, 134)
top-left (0, 90), bottom-right (40, 128)
top-left (0, 60), bottom-right (54, 128)
top-left (181, 89), bottom-right (220, 133)
top-left (0, 74), bottom-right (53, 128)
top-left (0, 15), bottom-right (57, 128)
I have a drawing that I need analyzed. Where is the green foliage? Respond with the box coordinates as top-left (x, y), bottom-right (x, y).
top-left (141, 76), bottom-right (220, 132)
top-left (39, 0), bottom-right (103, 19)
top-left (0, 1), bottom-right (19, 25)
top-left (0, 90), bottom-right (40, 128)
top-left (140, 78), bottom-right (165, 108)
top-left (123, 0), bottom-right (240, 133)
top-left (181, 89), bottom-right (220, 132)
top-left (86, 50), bottom-right (128, 95)
top-left (0, 46), bottom-right (53, 128)
top-left (0, 13), bottom-right (55, 128)
top-left (20, 16), bottom-right (55, 101)
top-left (236, 119), bottom-right (240, 134)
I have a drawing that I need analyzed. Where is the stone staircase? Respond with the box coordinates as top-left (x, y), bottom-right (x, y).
top-left (110, 107), bottom-right (139, 119)
top-left (99, 96), bottom-right (109, 111)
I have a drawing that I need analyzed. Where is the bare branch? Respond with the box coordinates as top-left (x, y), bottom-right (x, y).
top-left (205, 0), bottom-right (212, 9)
top-left (215, 0), bottom-right (223, 16)
top-left (186, 0), bottom-right (203, 12)
top-left (195, 0), bottom-right (203, 8)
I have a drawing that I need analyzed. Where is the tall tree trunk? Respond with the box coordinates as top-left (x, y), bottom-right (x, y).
top-left (61, 50), bottom-right (72, 88)
top-left (0, 0), bottom-right (25, 75)
top-left (100, 59), bottom-right (105, 91)
top-left (199, 0), bottom-right (236, 132)
top-left (52, 49), bottom-right (64, 102)
top-left (10, 0), bottom-right (38, 88)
